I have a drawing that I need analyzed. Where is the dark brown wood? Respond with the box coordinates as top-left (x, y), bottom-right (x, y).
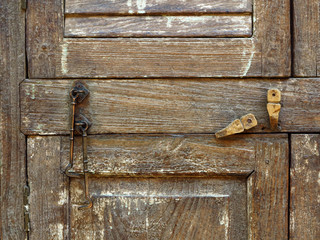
top-left (293, 0), bottom-right (319, 76)
top-left (0, 0), bottom-right (26, 239)
top-left (249, 139), bottom-right (289, 239)
top-left (28, 136), bottom-right (69, 239)
top-left (27, 0), bottom-right (290, 78)
top-left (65, 0), bottom-right (253, 14)
top-left (65, 15), bottom-right (252, 38)
top-left (21, 78), bottom-right (320, 135)
top-left (290, 134), bottom-right (320, 240)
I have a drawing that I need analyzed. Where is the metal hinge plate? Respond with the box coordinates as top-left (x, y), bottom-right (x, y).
top-left (23, 185), bottom-right (30, 232)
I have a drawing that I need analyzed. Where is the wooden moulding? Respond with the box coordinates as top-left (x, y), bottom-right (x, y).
top-left (64, 15), bottom-right (252, 38)
top-left (65, 0), bottom-right (253, 14)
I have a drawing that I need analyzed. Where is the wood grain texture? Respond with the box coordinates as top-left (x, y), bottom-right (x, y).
top-left (0, 0), bottom-right (26, 239)
top-left (21, 78), bottom-right (320, 135)
top-left (28, 136), bottom-right (69, 240)
top-left (254, 0), bottom-right (291, 76)
top-left (248, 137), bottom-right (289, 239)
top-left (290, 135), bottom-right (320, 240)
top-left (56, 38), bottom-right (261, 78)
top-left (26, 0), bottom-right (64, 78)
top-left (60, 134), bottom-right (257, 177)
top-left (64, 15), bottom-right (252, 38)
top-left (27, 0), bottom-right (290, 78)
top-left (293, 0), bottom-right (319, 76)
top-left (65, 0), bottom-right (253, 14)
top-left (70, 177), bottom-right (247, 240)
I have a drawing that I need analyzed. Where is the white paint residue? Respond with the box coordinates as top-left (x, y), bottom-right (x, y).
top-left (166, 17), bottom-right (172, 28)
top-left (58, 189), bottom-right (67, 205)
top-left (61, 42), bottom-right (68, 74)
top-left (219, 210), bottom-right (229, 239)
top-left (304, 135), bottom-right (319, 156)
top-left (242, 41), bottom-right (255, 77)
top-left (49, 223), bottom-right (64, 239)
top-left (137, 0), bottom-right (146, 14)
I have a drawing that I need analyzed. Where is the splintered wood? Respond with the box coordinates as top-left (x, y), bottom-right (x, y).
top-left (215, 113), bottom-right (257, 138)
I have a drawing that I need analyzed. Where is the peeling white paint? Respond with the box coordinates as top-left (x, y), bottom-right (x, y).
top-left (242, 41), bottom-right (254, 77)
top-left (219, 209), bottom-right (229, 239)
top-left (58, 189), bottom-right (68, 205)
top-left (49, 223), bottom-right (64, 240)
top-left (61, 42), bottom-right (68, 75)
top-left (137, 0), bottom-right (147, 14)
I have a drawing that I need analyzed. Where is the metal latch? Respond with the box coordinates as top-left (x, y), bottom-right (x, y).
top-left (64, 82), bottom-right (92, 209)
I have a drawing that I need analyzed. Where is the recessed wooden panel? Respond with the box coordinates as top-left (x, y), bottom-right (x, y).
top-left (27, 0), bottom-right (290, 78)
top-left (70, 177), bottom-right (246, 240)
top-left (64, 15), bottom-right (252, 38)
top-left (21, 78), bottom-right (320, 135)
top-left (65, 0), bottom-right (253, 14)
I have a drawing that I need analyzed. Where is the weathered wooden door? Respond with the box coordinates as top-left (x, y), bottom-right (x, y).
top-left (22, 0), bottom-right (291, 239)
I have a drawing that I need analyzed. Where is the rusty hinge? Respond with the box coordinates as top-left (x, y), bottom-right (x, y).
top-left (21, 0), bottom-right (27, 10)
top-left (23, 185), bottom-right (30, 232)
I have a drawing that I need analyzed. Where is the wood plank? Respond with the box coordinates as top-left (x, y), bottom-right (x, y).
top-left (0, 0), bottom-right (26, 239)
top-left (293, 0), bottom-right (319, 76)
top-left (28, 136), bottom-right (69, 240)
top-left (70, 177), bottom-right (247, 239)
top-left (64, 15), bottom-right (252, 38)
top-left (255, 0), bottom-right (291, 76)
top-left (290, 135), bottom-right (320, 240)
top-left (65, 0), bottom-right (253, 14)
top-left (21, 78), bottom-right (320, 135)
top-left (60, 134), bottom-right (257, 177)
top-left (26, 0), bottom-right (64, 78)
top-left (55, 38), bottom-right (261, 78)
top-left (248, 138), bottom-right (289, 239)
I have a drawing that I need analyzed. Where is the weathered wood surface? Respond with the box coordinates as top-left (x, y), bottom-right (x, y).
top-left (290, 135), bottom-right (320, 240)
top-left (28, 136), bottom-right (69, 240)
top-left (65, 0), bottom-right (253, 14)
top-left (255, 0), bottom-right (290, 76)
top-left (248, 139), bottom-right (288, 239)
top-left (21, 78), bottom-right (320, 135)
top-left (56, 38), bottom-right (261, 78)
top-left (27, 0), bottom-right (290, 78)
top-left (64, 134), bottom-right (287, 239)
top-left (0, 0), bottom-right (26, 239)
top-left (293, 0), bottom-right (319, 76)
top-left (70, 177), bottom-right (246, 239)
top-left (65, 15), bottom-right (252, 38)
top-left (60, 134), bottom-right (258, 176)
